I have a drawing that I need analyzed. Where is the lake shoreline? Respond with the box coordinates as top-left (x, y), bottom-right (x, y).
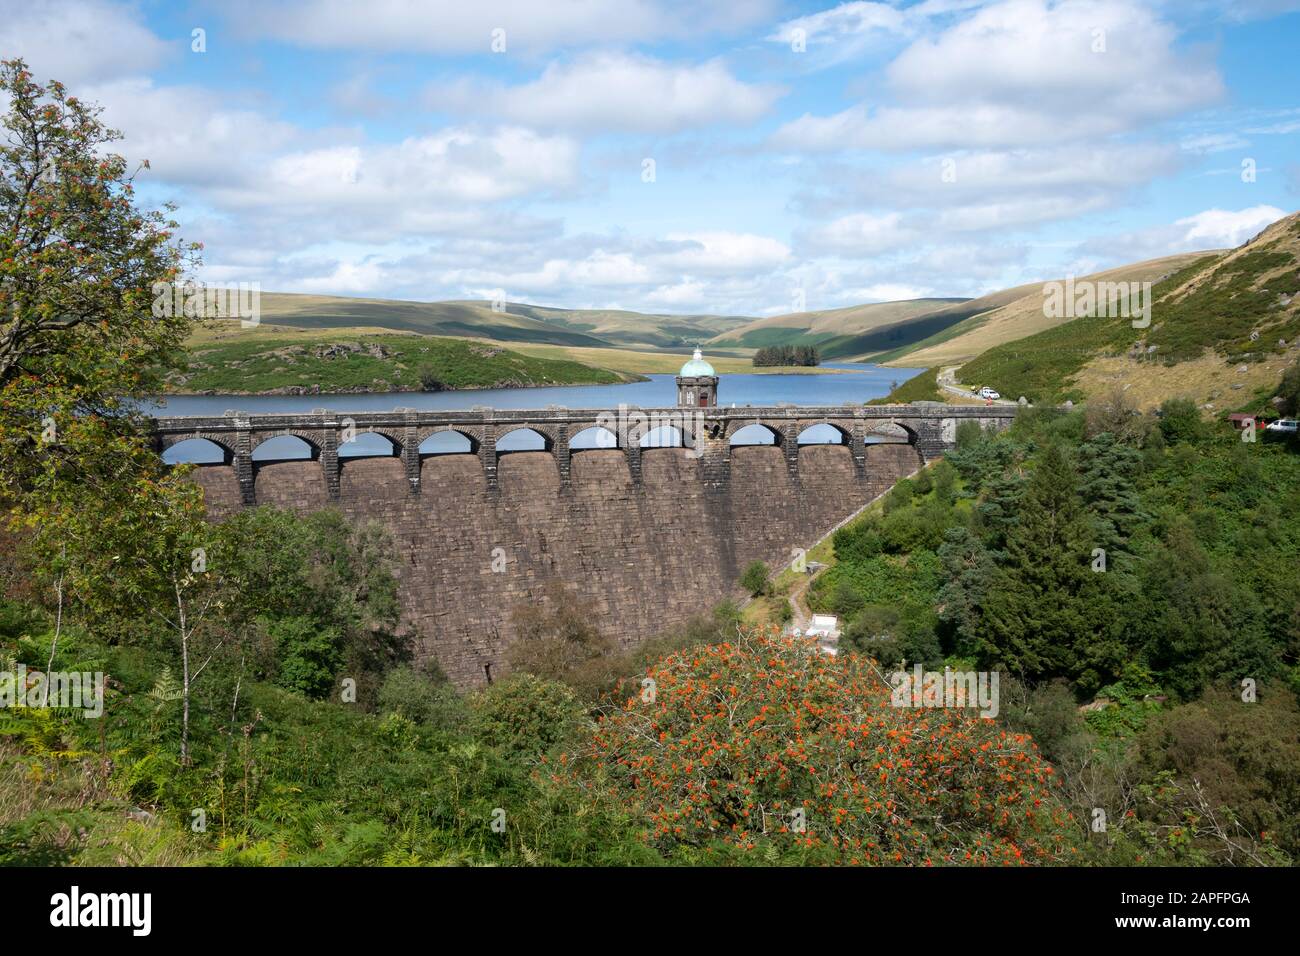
top-left (145, 364), bottom-right (926, 418)
top-left (160, 365), bottom-right (871, 397)
top-left (162, 370), bottom-right (650, 397)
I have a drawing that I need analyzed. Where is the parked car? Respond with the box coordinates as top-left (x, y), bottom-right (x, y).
top-left (1265, 418), bottom-right (1298, 434)
top-left (978, 387), bottom-right (1001, 400)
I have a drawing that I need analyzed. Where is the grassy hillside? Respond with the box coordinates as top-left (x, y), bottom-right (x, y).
top-left (255, 293), bottom-right (748, 350)
top-left (884, 252), bottom-right (1217, 368)
top-left (867, 282), bottom-right (1044, 363)
top-left (506, 302), bottom-right (749, 347)
top-left (957, 212), bottom-right (1300, 407)
top-left (825, 296), bottom-right (1018, 360)
top-left (709, 298), bottom-right (964, 351)
top-left (866, 367), bottom-right (944, 404)
top-left (169, 330), bottom-right (634, 394)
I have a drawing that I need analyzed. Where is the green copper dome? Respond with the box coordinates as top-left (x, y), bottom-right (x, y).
top-left (679, 348), bottom-right (716, 377)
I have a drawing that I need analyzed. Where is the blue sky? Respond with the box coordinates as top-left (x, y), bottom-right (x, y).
top-left (3, 0), bottom-right (1298, 315)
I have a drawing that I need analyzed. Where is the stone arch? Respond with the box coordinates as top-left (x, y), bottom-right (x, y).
top-left (248, 429), bottom-right (324, 455)
top-left (640, 424), bottom-right (683, 449)
top-left (417, 426), bottom-right (482, 454)
top-left (338, 430), bottom-right (401, 459)
top-left (569, 425), bottom-right (620, 451)
top-left (496, 426), bottom-right (553, 454)
top-left (161, 437), bottom-right (232, 465)
top-left (865, 420), bottom-right (917, 444)
top-left (728, 422), bottom-right (781, 446)
top-left (158, 431), bottom-right (236, 457)
top-left (418, 430), bottom-right (476, 456)
top-left (796, 422), bottom-right (851, 445)
top-left (352, 427), bottom-right (404, 453)
top-left (252, 434), bottom-right (319, 461)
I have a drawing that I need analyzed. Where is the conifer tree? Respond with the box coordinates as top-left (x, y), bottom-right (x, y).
top-left (936, 526), bottom-right (997, 658)
top-left (979, 443), bottom-right (1106, 683)
top-left (1078, 431), bottom-right (1148, 562)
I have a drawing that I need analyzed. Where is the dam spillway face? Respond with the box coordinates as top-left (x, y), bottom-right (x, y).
top-left (155, 405), bottom-right (1019, 686)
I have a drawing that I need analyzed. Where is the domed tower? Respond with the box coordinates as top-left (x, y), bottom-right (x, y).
top-left (676, 347), bottom-right (718, 407)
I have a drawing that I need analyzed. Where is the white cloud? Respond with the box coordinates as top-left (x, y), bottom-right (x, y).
top-left (84, 79), bottom-right (305, 187)
top-left (226, 0), bottom-right (776, 53)
top-left (767, 1), bottom-right (908, 47)
top-left (218, 127), bottom-right (581, 241)
top-left (1175, 205), bottom-right (1288, 247)
top-left (820, 145), bottom-right (1178, 207)
top-left (799, 212), bottom-right (918, 255)
top-left (772, 0), bottom-right (1223, 152)
top-left (842, 282), bottom-right (933, 302)
top-left (657, 232), bottom-right (791, 274)
top-left (0, 0), bottom-right (171, 84)
top-left (83, 79), bottom-right (581, 241)
top-left (430, 53), bottom-right (784, 134)
top-left (330, 73), bottom-right (393, 117)
top-left (1180, 132), bottom-right (1251, 153)
top-left (1244, 120), bottom-right (1300, 135)
top-left (1075, 205), bottom-right (1289, 262)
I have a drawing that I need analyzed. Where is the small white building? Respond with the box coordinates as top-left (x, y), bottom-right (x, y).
top-left (805, 614), bottom-right (840, 654)
top-left (806, 614), bottom-right (839, 638)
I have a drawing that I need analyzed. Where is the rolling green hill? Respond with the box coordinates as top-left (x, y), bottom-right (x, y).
top-left (956, 212), bottom-right (1300, 408)
top-left (880, 252), bottom-right (1218, 368)
top-left (866, 283), bottom-right (1044, 363)
top-left (708, 298), bottom-right (966, 354)
top-left (168, 331), bottom-right (635, 394)
top-left (254, 293), bottom-right (748, 350)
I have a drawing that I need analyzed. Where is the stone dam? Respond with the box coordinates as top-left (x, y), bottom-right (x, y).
top-left (151, 404), bottom-right (1020, 686)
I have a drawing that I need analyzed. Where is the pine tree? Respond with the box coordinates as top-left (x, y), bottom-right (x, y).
top-left (1138, 523), bottom-right (1270, 700)
top-left (936, 526), bottom-right (997, 658)
top-left (1078, 431), bottom-right (1148, 562)
top-left (978, 443), bottom-right (1109, 683)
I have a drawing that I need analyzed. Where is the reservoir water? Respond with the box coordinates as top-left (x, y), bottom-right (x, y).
top-left (145, 363), bottom-right (922, 417)
top-left (152, 362), bottom-right (924, 461)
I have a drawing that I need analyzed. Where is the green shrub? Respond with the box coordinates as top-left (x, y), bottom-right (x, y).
top-left (262, 615), bottom-right (342, 699)
top-left (882, 478), bottom-right (914, 515)
top-left (954, 419), bottom-right (984, 450)
top-left (470, 673), bottom-right (589, 762)
top-left (377, 665), bottom-right (467, 732)
top-left (739, 560), bottom-right (769, 597)
top-left (1157, 398), bottom-right (1206, 445)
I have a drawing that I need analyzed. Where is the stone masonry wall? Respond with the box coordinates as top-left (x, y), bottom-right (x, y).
top-left (191, 440), bottom-right (923, 687)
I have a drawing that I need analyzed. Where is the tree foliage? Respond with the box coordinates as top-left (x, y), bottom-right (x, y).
top-left (0, 59), bottom-right (195, 500)
top-left (582, 628), bottom-right (1076, 864)
top-left (752, 345), bottom-right (819, 367)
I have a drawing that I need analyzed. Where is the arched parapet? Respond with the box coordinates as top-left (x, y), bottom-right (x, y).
top-left (866, 419), bottom-right (921, 444)
top-left (247, 428), bottom-right (325, 457)
top-left (149, 404), bottom-right (1029, 507)
top-left (794, 421), bottom-right (852, 445)
top-left (495, 425), bottom-right (555, 452)
top-left (567, 424), bottom-right (622, 451)
top-left (725, 421), bottom-right (783, 445)
top-left (251, 434), bottom-right (319, 462)
top-left (487, 426), bottom-right (553, 491)
top-left (341, 427), bottom-right (405, 456)
top-left (794, 421), bottom-right (860, 480)
top-left (416, 425), bottom-right (484, 453)
top-left (639, 424), bottom-right (684, 449)
top-left (890, 418), bottom-right (943, 462)
top-left (158, 432), bottom-right (236, 464)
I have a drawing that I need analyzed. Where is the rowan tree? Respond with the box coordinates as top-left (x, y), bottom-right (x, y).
top-left (578, 628), bottom-right (1077, 865)
top-left (0, 58), bottom-right (196, 501)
